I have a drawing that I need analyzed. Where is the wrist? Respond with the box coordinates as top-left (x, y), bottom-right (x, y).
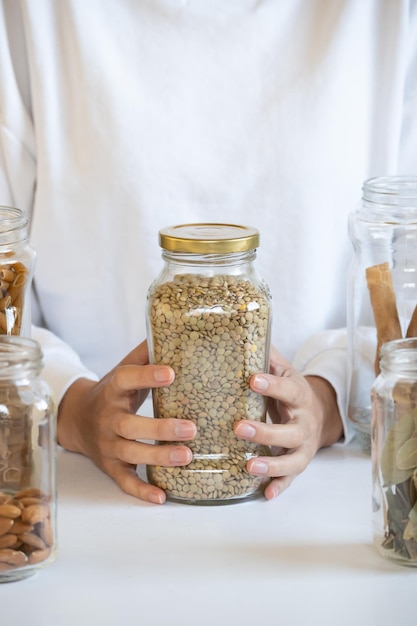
top-left (57, 377), bottom-right (96, 455)
top-left (305, 375), bottom-right (343, 448)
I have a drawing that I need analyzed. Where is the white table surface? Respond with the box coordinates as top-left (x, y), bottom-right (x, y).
top-left (1, 441), bottom-right (416, 626)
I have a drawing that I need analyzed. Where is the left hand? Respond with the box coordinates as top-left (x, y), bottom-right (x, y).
top-left (233, 345), bottom-right (343, 500)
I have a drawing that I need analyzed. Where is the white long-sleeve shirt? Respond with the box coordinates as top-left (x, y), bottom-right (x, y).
top-left (1, 0), bottom-right (416, 443)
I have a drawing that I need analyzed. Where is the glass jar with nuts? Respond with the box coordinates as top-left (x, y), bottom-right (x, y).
top-left (146, 223), bottom-right (272, 505)
top-left (0, 206), bottom-right (36, 337)
top-left (0, 337), bottom-right (57, 582)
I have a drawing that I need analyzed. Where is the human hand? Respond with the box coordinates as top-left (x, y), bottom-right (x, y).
top-left (234, 346), bottom-right (343, 500)
top-left (57, 340), bottom-right (196, 504)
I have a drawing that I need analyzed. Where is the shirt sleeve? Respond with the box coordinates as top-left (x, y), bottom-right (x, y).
top-left (292, 329), bottom-right (355, 445)
top-left (31, 326), bottom-right (99, 406)
top-left (1, 2), bottom-right (99, 405)
top-left (294, 3), bottom-right (417, 447)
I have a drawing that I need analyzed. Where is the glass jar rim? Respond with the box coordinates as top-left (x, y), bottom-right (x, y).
top-left (0, 206), bottom-right (28, 231)
top-left (0, 206), bottom-right (29, 245)
top-left (380, 337), bottom-right (417, 370)
top-left (0, 336), bottom-right (43, 376)
top-left (362, 176), bottom-right (417, 206)
top-left (159, 223), bottom-right (259, 254)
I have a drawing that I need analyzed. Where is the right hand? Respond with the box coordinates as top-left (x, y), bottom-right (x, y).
top-left (57, 340), bottom-right (196, 504)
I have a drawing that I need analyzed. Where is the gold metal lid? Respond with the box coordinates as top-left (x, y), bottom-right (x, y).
top-left (159, 223), bottom-right (259, 254)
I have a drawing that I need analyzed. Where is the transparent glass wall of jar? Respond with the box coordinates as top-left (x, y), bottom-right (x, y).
top-left (0, 206), bottom-right (36, 337)
top-left (371, 338), bottom-right (417, 567)
top-left (0, 337), bottom-right (57, 582)
top-left (146, 224), bottom-right (272, 505)
top-left (347, 176), bottom-right (417, 453)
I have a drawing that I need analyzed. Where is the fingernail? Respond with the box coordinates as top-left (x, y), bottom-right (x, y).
top-left (169, 447), bottom-right (190, 464)
top-left (253, 375), bottom-right (268, 391)
top-left (155, 367), bottom-right (173, 383)
top-left (148, 491), bottom-right (165, 504)
top-left (266, 484), bottom-right (280, 500)
top-left (235, 423), bottom-right (256, 439)
top-left (174, 421), bottom-right (195, 439)
top-left (248, 460), bottom-right (268, 475)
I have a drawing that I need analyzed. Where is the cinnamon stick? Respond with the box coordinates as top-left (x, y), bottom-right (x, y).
top-left (406, 304), bottom-right (417, 338)
top-left (366, 262), bottom-right (402, 375)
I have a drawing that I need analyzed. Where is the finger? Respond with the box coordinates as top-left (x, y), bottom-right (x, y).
top-left (109, 438), bottom-right (193, 467)
top-left (263, 476), bottom-right (294, 500)
top-left (117, 339), bottom-right (175, 379)
top-left (114, 413), bottom-right (196, 442)
top-left (106, 459), bottom-right (167, 504)
top-left (234, 419), bottom-right (305, 449)
top-left (246, 450), bottom-right (310, 479)
top-left (250, 371), bottom-right (307, 408)
top-left (269, 345), bottom-right (293, 374)
top-left (109, 363), bottom-right (175, 396)
top-left (118, 339), bottom-right (149, 367)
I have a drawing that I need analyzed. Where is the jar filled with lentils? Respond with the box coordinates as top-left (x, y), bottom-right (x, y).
top-left (146, 223), bottom-right (272, 505)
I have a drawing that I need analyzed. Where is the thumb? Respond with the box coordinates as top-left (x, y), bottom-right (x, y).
top-left (269, 345), bottom-right (293, 377)
top-left (118, 339), bottom-right (149, 367)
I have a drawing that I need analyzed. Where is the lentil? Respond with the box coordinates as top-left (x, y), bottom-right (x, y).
top-left (147, 273), bottom-right (271, 504)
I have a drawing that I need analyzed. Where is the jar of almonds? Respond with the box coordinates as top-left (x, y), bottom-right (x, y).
top-left (371, 338), bottom-right (417, 567)
top-left (0, 337), bottom-right (56, 582)
top-left (146, 223), bottom-right (272, 505)
top-left (0, 206), bottom-right (36, 337)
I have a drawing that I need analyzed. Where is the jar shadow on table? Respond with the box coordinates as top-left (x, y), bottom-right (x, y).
top-left (197, 542), bottom-right (404, 576)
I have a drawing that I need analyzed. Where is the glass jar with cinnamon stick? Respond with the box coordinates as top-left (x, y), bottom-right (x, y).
top-left (371, 337), bottom-right (417, 567)
top-left (347, 176), bottom-right (417, 452)
top-left (0, 207), bottom-right (36, 337)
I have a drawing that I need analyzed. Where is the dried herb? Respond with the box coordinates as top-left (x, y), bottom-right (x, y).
top-left (368, 262), bottom-right (417, 563)
top-left (381, 411), bottom-right (417, 561)
top-left (381, 409), bottom-right (417, 487)
top-left (397, 438), bottom-right (417, 471)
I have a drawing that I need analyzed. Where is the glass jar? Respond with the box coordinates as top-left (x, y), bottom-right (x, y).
top-left (146, 223), bottom-right (272, 505)
top-left (0, 337), bottom-right (57, 582)
top-left (371, 337), bottom-right (417, 567)
top-left (347, 176), bottom-right (417, 453)
top-left (0, 206), bottom-right (36, 337)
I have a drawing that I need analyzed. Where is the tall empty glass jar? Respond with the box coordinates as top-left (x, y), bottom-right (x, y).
top-left (0, 337), bottom-right (56, 582)
top-left (347, 176), bottom-right (417, 452)
top-left (371, 338), bottom-right (417, 567)
top-left (146, 223), bottom-right (272, 505)
top-left (0, 206), bottom-right (36, 337)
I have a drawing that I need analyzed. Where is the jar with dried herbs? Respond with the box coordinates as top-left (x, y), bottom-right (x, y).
top-left (146, 223), bottom-right (272, 505)
top-left (371, 338), bottom-right (417, 567)
top-left (0, 337), bottom-right (57, 582)
top-left (0, 206), bottom-right (36, 337)
top-left (347, 176), bottom-right (417, 453)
